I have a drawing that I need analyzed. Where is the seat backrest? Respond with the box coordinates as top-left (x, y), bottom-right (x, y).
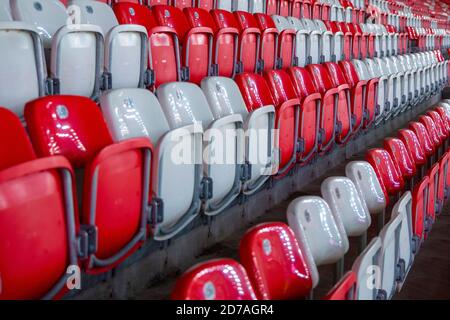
top-left (339, 60), bottom-right (361, 87)
top-left (427, 110), bottom-right (447, 142)
top-left (366, 148), bottom-right (404, 200)
top-left (287, 66), bottom-right (320, 98)
top-left (324, 271), bottom-right (357, 300)
top-left (287, 196), bottom-right (348, 267)
top-left (113, 2), bottom-right (157, 33)
top-left (351, 237), bottom-right (383, 300)
top-left (156, 82), bottom-right (215, 130)
top-left (99, 88), bottom-right (170, 143)
top-left (0, 107), bottom-right (36, 170)
top-left (345, 161), bottom-right (386, 215)
top-left (419, 114), bottom-right (441, 148)
top-left (383, 138), bottom-right (416, 179)
top-left (263, 69), bottom-right (298, 106)
top-left (321, 177), bottom-right (371, 237)
top-left (69, 0), bottom-right (118, 34)
top-left (0, 0), bottom-right (12, 21)
top-left (397, 129), bottom-right (427, 167)
top-left (239, 222), bottom-right (313, 300)
top-left (171, 259), bottom-right (257, 300)
top-left (409, 121), bottom-right (435, 157)
top-left (364, 58), bottom-right (382, 78)
top-left (271, 14), bottom-right (290, 31)
top-left (307, 63), bottom-right (336, 93)
top-left (234, 72), bottom-right (275, 111)
top-left (0, 22), bottom-right (47, 118)
top-left (351, 59), bottom-right (371, 81)
top-left (11, 0), bottom-right (67, 48)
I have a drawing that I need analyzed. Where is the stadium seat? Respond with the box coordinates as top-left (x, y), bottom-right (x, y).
top-left (0, 0), bottom-right (12, 21)
top-left (68, 0), bottom-right (149, 90)
top-left (351, 237), bottom-right (384, 300)
top-left (99, 88), bottom-right (202, 241)
top-left (113, 2), bottom-right (180, 88)
top-left (287, 196), bottom-right (349, 287)
top-left (157, 82), bottom-right (244, 216)
top-left (254, 13), bottom-right (279, 72)
top-left (324, 271), bottom-right (356, 300)
top-left (397, 129), bottom-right (427, 178)
top-left (239, 222), bottom-right (314, 299)
top-left (11, 0), bottom-right (104, 99)
top-left (152, 5), bottom-right (213, 84)
top-left (321, 177), bottom-right (371, 238)
top-left (0, 22), bottom-right (47, 118)
top-left (235, 72), bottom-right (297, 176)
top-left (271, 15), bottom-right (296, 69)
top-left (171, 259), bottom-right (257, 300)
top-left (24, 95), bottom-right (153, 274)
top-left (201, 76), bottom-right (277, 194)
top-left (233, 11), bottom-right (261, 74)
top-left (411, 176), bottom-right (428, 247)
top-left (383, 138), bottom-right (417, 188)
top-left (409, 121), bottom-right (436, 165)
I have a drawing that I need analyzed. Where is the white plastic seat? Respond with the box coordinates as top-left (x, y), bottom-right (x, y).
top-left (365, 58), bottom-right (393, 121)
top-left (313, 19), bottom-right (337, 62)
top-left (345, 161), bottom-right (387, 216)
top-left (379, 210), bottom-right (403, 300)
top-left (321, 177), bottom-right (371, 237)
top-left (232, 0), bottom-right (248, 11)
top-left (0, 22), bottom-right (47, 118)
top-left (287, 196), bottom-right (349, 287)
top-left (11, 0), bottom-right (104, 99)
top-left (201, 76), bottom-right (277, 195)
top-left (352, 237), bottom-right (384, 300)
top-left (0, 0), bottom-right (12, 21)
top-left (68, 0), bottom-right (149, 90)
top-left (387, 56), bottom-right (408, 112)
top-left (99, 88), bottom-right (203, 241)
top-left (248, 0), bottom-right (264, 13)
top-left (299, 18), bottom-right (325, 64)
top-left (286, 17), bottom-right (308, 67)
top-left (390, 191), bottom-right (415, 291)
top-left (376, 57), bottom-right (401, 118)
top-left (157, 82), bottom-right (244, 216)
top-left (217, 0), bottom-right (232, 11)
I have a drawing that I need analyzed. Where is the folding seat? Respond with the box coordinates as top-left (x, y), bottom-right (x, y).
top-left (435, 106), bottom-right (450, 146)
top-left (323, 21), bottom-right (347, 61)
top-left (397, 55), bottom-right (418, 105)
top-left (383, 56), bottom-right (408, 115)
top-left (359, 23), bottom-right (378, 58)
top-left (392, 55), bottom-right (414, 110)
top-left (25, 96), bottom-right (153, 274)
top-left (287, 196), bottom-right (349, 287)
top-left (285, 17), bottom-right (308, 67)
top-left (391, 191), bottom-right (415, 286)
top-left (323, 62), bottom-right (356, 136)
top-left (171, 259), bottom-right (257, 300)
top-left (378, 210), bottom-right (403, 299)
top-left (248, 0), bottom-right (265, 13)
top-left (321, 177), bottom-right (371, 242)
top-left (384, 138), bottom-right (417, 189)
top-left (216, 0), bottom-right (232, 11)
top-left (11, 0), bottom-right (104, 99)
top-left (0, 22), bottom-right (47, 118)
top-left (366, 149), bottom-right (405, 206)
top-left (345, 161), bottom-right (387, 230)
top-left (158, 82), bottom-right (245, 216)
top-left (0, 0), bottom-right (12, 21)
top-left (351, 237), bottom-right (384, 300)
top-left (407, 54), bottom-right (426, 102)
top-left (196, 0), bottom-right (215, 10)
top-left (209, 9), bottom-right (239, 78)
top-left (0, 108), bottom-right (83, 300)
top-left (375, 58), bottom-right (402, 118)
top-left (201, 76), bottom-right (277, 194)
top-left (69, 0), bottom-right (149, 90)
top-left (235, 73), bottom-right (299, 176)
top-left (411, 176), bottom-right (429, 246)
top-left (254, 13), bottom-right (278, 72)
top-left (239, 222), bottom-right (314, 299)
top-left (287, 66), bottom-right (337, 156)
top-left (300, 18), bottom-right (335, 64)
top-left (99, 88), bottom-right (203, 240)
top-left (409, 121), bottom-right (436, 167)
top-left (437, 151), bottom-right (450, 211)
top-left (324, 271), bottom-right (356, 300)
top-left (152, 6), bottom-right (214, 85)
top-left (264, 0), bottom-right (278, 15)
top-left (427, 110), bottom-right (448, 150)
top-left (270, 15), bottom-right (296, 69)
top-left (398, 129), bottom-right (427, 178)
top-left (426, 163), bottom-right (439, 224)
top-left (333, 22), bottom-right (354, 60)
top-left (291, 0), bottom-right (312, 19)
top-left (113, 2), bottom-right (180, 88)
top-left (419, 115), bottom-right (442, 158)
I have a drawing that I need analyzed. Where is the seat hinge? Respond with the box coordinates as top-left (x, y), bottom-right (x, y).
top-left (144, 68), bottom-right (155, 87)
top-left (396, 259), bottom-right (406, 282)
top-left (77, 224), bottom-right (98, 259)
top-left (45, 78), bottom-right (60, 95)
top-left (235, 61), bottom-right (244, 75)
top-left (100, 72), bottom-right (112, 91)
top-left (297, 138), bottom-right (305, 154)
top-left (240, 161), bottom-right (252, 182)
top-left (200, 177), bottom-right (213, 201)
top-left (210, 64), bottom-right (219, 77)
top-left (149, 197), bottom-right (164, 227)
top-left (181, 67), bottom-right (190, 81)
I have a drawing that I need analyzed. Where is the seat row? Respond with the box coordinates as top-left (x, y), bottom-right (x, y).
top-left (171, 100), bottom-right (450, 300)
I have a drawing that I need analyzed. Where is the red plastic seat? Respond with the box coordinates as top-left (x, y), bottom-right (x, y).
top-left (210, 9), bottom-right (240, 78)
top-left (152, 6), bottom-right (213, 84)
top-left (113, 2), bottom-right (179, 88)
top-left (233, 11), bottom-right (261, 74)
top-left (398, 129), bottom-right (427, 168)
top-left (427, 163), bottom-right (439, 224)
top-left (266, 0), bottom-right (278, 15)
top-left (366, 148), bottom-right (405, 203)
top-left (254, 13), bottom-right (279, 72)
top-left (427, 110), bottom-right (448, 141)
top-left (384, 138), bottom-right (417, 181)
top-left (196, 0), bottom-right (214, 10)
top-left (286, 67), bottom-right (323, 163)
top-left (0, 107), bottom-right (36, 171)
top-left (173, 0), bottom-right (193, 9)
top-left (264, 70), bottom-right (304, 173)
top-left (239, 222), bottom-right (313, 300)
top-left (323, 62), bottom-right (354, 142)
top-left (418, 115), bottom-right (442, 150)
top-left (435, 106), bottom-right (450, 137)
top-left (437, 152), bottom-right (450, 211)
top-left (278, 0), bottom-right (291, 17)
top-left (270, 15), bottom-right (296, 69)
top-left (171, 259), bottom-right (257, 300)
top-left (412, 176), bottom-right (428, 244)
top-left (24, 96), bottom-right (153, 274)
top-left (324, 271), bottom-right (356, 300)
top-left (291, 0), bottom-right (312, 19)
top-left (235, 72), bottom-right (297, 176)
top-left (306, 63), bottom-right (341, 152)
top-left (409, 121), bottom-right (435, 158)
